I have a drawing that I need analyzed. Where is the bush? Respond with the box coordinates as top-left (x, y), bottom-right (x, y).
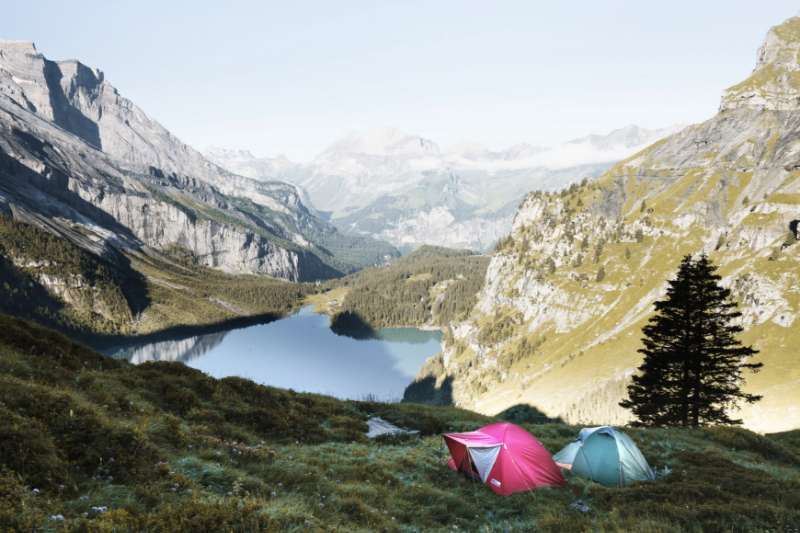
top-left (0, 470), bottom-right (46, 530)
top-left (705, 426), bottom-right (800, 466)
top-left (0, 407), bottom-right (67, 488)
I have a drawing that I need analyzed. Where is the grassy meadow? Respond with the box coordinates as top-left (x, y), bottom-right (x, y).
top-left (1, 314), bottom-right (799, 532)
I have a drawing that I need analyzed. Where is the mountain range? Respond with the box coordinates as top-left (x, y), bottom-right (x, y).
top-left (411, 16), bottom-right (800, 433)
top-left (206, 125), bottom-right (680, 251)
top-left (1, 13), bottom-right (797, 436)
top-left (0, 39), bottom-right (397, 286)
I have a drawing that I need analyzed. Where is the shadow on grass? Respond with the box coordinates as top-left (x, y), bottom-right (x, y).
top-left (402, 375), bottom-right (454, 406)
top-left (498, 404), bottom-right (565, 425)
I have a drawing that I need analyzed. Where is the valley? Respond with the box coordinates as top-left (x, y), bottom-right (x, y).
top-left (1, 6), bottom-right (800, 531)
top-left (0, 18), bottom-right (797, 432)
top-left (207, 125), bottom-right (679, 252)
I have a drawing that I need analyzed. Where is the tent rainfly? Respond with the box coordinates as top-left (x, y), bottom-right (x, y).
top-left (443, 422), bottom-right (565, 496)
top-left (553, 426), bottom-right (655, 487)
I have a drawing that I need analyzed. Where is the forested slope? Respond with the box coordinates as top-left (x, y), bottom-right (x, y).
top-left (320, 246), bottom-right (489, 329)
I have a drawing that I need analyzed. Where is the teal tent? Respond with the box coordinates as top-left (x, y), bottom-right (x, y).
top-left (553, 426), bottom-right (655, 487)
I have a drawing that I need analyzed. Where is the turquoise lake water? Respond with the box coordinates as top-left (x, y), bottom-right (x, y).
top-left (104, 306), bottom-right (442, 401)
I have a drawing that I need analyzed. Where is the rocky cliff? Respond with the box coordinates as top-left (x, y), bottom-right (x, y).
top-left (0, 41), bottom-right (395, 284)
top-left (418, 17), bottom-right (800, 433)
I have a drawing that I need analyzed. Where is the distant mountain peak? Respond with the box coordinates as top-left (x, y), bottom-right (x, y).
top-left (566, 124), bottom-right (682, 150)
top-left (204, 146), bottom-right (258, 161)
top-left (320, 127), bottom-right (440, 158)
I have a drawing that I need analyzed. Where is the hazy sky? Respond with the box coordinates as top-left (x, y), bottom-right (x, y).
top-left (3, 1), bottom-right (798, 160)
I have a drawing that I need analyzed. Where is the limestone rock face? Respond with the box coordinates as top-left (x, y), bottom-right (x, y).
top-left (419, 17), bottom-right (800, 433)
top-left (721, 17), bottom-right (800, 111)
top-left (0, 41), bottom-right (393, 281)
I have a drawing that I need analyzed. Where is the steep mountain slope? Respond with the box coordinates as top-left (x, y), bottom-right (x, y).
top-left (413, 16), bottom-right (800, 433)
top-left (0, 41), bottom-right (396, 287)
top-left (0, 215), bottom-right (148, 334)
top-left (207, 126), bottom-right (678, 251)
top-left (0, 210), bottom-right (315, 337)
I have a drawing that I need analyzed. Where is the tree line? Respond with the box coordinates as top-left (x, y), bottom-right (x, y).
top-left (331, 246), bottom-right (489, 328)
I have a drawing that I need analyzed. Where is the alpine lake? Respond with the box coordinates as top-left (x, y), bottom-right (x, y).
top-left (102, 306), bottom-right (442, 401)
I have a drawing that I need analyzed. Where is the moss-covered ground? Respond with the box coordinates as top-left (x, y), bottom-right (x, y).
top-left (1, 314), bottom-right (799, 532)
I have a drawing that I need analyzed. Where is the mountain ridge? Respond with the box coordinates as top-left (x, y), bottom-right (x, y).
top-left (206, 124), bottom-right (680, 251)
top-left (0, 38), bottom-right (397, 285)
top-left (410, 15), bottom-right (800, 433)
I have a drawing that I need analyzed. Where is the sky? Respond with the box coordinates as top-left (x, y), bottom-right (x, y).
top-left (3, 1), bottom-right (799, 161)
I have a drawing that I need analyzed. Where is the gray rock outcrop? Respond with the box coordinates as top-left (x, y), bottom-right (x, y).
top-left (418, 16), bottom-right (800, 433)
top-left (0, 41), bottom-right (393, 281)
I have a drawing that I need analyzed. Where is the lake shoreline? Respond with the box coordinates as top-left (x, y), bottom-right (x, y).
top-left (87, 311), bottom-right (285, 353)
top-left (100, 305), bottom-right (444, 401)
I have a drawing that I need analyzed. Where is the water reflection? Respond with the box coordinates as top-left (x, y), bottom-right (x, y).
top-left (108, 331), bottom-right (228, 364)
top-left (103, 307), bottom-right (442, 401)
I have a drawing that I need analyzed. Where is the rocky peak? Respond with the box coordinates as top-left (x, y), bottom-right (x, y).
top-left (319, 127), bottom-right (441, 159)
top-left (721, 16), bottom-right (800, 111)
top-left (0, 40), bottom-right (39, 57)
top-left (421, 15), bottom-right (800, 433)
top-left (0, 40), bottom-right (107, 148)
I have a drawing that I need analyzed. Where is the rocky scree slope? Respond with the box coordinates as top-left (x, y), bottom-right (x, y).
top-left (0, 41), bottom-right (396, 288)
top-left (414, 16), bottom-right (800, 433)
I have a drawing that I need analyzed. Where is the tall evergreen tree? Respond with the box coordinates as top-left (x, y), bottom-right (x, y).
top-left (620, 254), bottom-right (762, 427)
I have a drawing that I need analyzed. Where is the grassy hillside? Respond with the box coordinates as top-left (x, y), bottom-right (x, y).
top-left (123, 250), bottom-right (311, 337)
top-left (430, 18), bottom-right (800, 432)
top-left (1, 315), bottom-right (799, 531)
top-left (316, 245), bottom-right (489, 330)
top-left (0, 215), bottom-right (313, 340)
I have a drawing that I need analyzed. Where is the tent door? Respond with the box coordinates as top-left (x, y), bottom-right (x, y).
top-left (467, 445), bottom-right (502, 483)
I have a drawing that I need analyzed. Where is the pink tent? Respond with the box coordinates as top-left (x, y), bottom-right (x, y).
top-left (443, 422), bottom-right (565, 496)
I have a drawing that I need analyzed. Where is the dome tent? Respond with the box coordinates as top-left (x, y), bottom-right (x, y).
top-left (443, 422), bottom-right (565, 496)
top-left (553, 426), bottom-right (655, 487)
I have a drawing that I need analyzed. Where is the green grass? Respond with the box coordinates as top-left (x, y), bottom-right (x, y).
top-left (0, 315), bottom-right (799, 531)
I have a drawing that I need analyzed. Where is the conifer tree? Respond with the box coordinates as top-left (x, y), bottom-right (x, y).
top-left (620, 254), bottom-right (762, 426)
